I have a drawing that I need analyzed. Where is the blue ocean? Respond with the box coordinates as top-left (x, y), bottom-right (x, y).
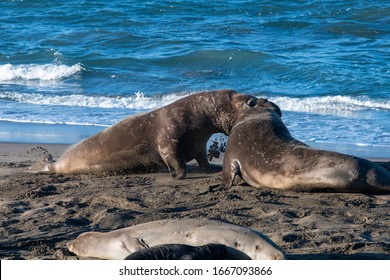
top-left (1, 0), bottom-right (389, 158)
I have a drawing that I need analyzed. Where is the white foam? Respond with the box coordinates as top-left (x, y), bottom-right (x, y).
top-left (270, 95), bottom-right (390, 113)
top-left (0, 88), bottom-right (390, 115)
top-left (355, 143), bottom-right (371, 147)
top-left (2, 91), bottom-right (388, 114)
top-left (0, 63), bottom-right (82, 81)
top-left (0, 91), bottom-right (190, 110)
top-left (0, 118), bottom-right (109, 127)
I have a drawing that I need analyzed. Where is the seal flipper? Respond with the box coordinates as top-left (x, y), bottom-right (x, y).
top-left (196, 145), bottom-right (212, 167)
top-left (25, 153), bottom-right (55, 173)
top-left (158, 142), bottom-right (188, 179)
top-left (209, 160), bottom-right (241, 192)
top-left (169, 161), bottom-right (187, 180)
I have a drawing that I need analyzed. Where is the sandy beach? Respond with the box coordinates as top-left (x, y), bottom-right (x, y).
top-left (0, 142), bottom-right (389, 260)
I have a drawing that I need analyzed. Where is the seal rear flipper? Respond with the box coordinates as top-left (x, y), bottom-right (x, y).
top-left (25, 153), bottom-right (55, 173)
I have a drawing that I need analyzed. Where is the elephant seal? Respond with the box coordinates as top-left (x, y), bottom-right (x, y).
top-left (213, 103), bottom-right (390, 193)
top-left (124, 243), bottom-right (228, 260)
top-left (67, 218), bottom-right (285, 260)
top-left (28, 90), bottom-right (258, 179)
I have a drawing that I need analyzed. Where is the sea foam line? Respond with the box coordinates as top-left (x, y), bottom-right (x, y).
top-left (0, 91), bottom-right (190, 110)
top-left (271, 95), bottom-right (390, 112)
top-left (0, 118), bottom-right (109, 127)
top-left (0, 63), bottom-right (82, 81)
top-left (1, 91), bottom-right (388, 113)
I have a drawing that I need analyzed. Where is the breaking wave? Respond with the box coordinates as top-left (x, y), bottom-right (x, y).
top-left (1, 91), bottom-right (388, 113)
top-left (0, 63), bottom-right (82, 81)
top-left (0, 91), bottom-right (189, 110)
top-left (271, 95), bottom-right (390, 113)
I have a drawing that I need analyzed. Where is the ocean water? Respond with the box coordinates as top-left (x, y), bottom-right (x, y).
top-left (0, 0), bottom-right (389, 158)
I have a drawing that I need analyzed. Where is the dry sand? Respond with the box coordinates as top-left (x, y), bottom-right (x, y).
top-left (0, 142), bottom-right (389, 260)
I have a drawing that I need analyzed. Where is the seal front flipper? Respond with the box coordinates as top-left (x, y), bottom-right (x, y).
top-left (167, 156), bottom-right (187, 179)
top-left (195, 145), bottom-right (212, 168)
top-left (195, 145), bottom-right (223, 173)
top-left (158, 141), bottom-right (187, 179)
top-left (209, 160), bottom-right (241, 192)
top-left (165, 154), bottom-right (187, 180)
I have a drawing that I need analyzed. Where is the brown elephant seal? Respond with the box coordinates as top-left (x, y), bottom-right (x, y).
top-left (212, 103), bottom-right (390, 193)
top-left (67, 218), bottom-right (285, 260)
top-left (28, 90), bottom-right (259, 179)
top-left (124, 243), bottom-right (228, 260)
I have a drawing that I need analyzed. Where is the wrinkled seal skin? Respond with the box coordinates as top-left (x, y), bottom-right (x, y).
top-left (29, 90), bottom-right (259, 179)
top-left (124, 243), bottom-right (228, 260)
top-left (216, 103), bottom-right (390, 193)
top-left (67, 218), bottom-right (285, 260)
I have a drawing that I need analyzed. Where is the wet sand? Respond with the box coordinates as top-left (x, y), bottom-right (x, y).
top-left (0, 142), bottom-right (389, 260)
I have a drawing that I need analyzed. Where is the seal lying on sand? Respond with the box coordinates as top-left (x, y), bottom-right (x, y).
top-left (67, 218), bottom-right (285, 260)
top-left (212, 103), bottom-right (390, 193)
top-left (124, 243), bottom-right (228, 260)
top-left (28, 90), bottom-right (258, 179)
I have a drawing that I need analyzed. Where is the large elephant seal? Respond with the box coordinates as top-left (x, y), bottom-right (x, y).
top-left (67, 218), bottom-right (285, 260)
top-left (213, 102), bottom-right (390, 193)
top-left (124, 243), bottom-right (228, 260)
top-left (28, 90), bottom-right (259, 179)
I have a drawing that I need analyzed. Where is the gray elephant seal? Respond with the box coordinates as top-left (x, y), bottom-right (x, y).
top-left (213, 103), bottom-right (390, 193)
top-left (124, 243), bottom-right (229, 260)
top-left (28, 90), bottom-right (258, 179)
top-left (67, 218), bottom-right (285, 260)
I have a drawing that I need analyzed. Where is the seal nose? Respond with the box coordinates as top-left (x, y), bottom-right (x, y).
top-left (256, 98), bottom-right (269, 106)
top-left (256, 99), bottom-right (282, 117)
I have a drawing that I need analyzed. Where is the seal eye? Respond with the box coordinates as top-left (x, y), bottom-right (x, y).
top-left (246, 98), bottom-right (257, 107)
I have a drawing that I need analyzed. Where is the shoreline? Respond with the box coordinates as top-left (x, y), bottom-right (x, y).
top-left (1, 120), bottom-right (390, 159)
top-left (0, 141), bottom-right (389, 260)
top-left (0, 121), bottom-right (105, 145)
top-left (0, 142), bottom-right (69, 164)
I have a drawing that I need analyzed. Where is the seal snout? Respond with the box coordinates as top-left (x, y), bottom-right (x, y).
top-left (256, 98), bottom-right (282, 117)
top-left (67, 240), bottom-right (76, 254)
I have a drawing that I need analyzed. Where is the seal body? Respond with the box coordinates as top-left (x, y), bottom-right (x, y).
top-left (124, 243), bottom-right (228, 260)
top-left (67, 218), bottom-right (285, 260)
top-left (30, 90), bottom-right (258, 178)
top-left (218, 106), bottom-right (390, 193)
